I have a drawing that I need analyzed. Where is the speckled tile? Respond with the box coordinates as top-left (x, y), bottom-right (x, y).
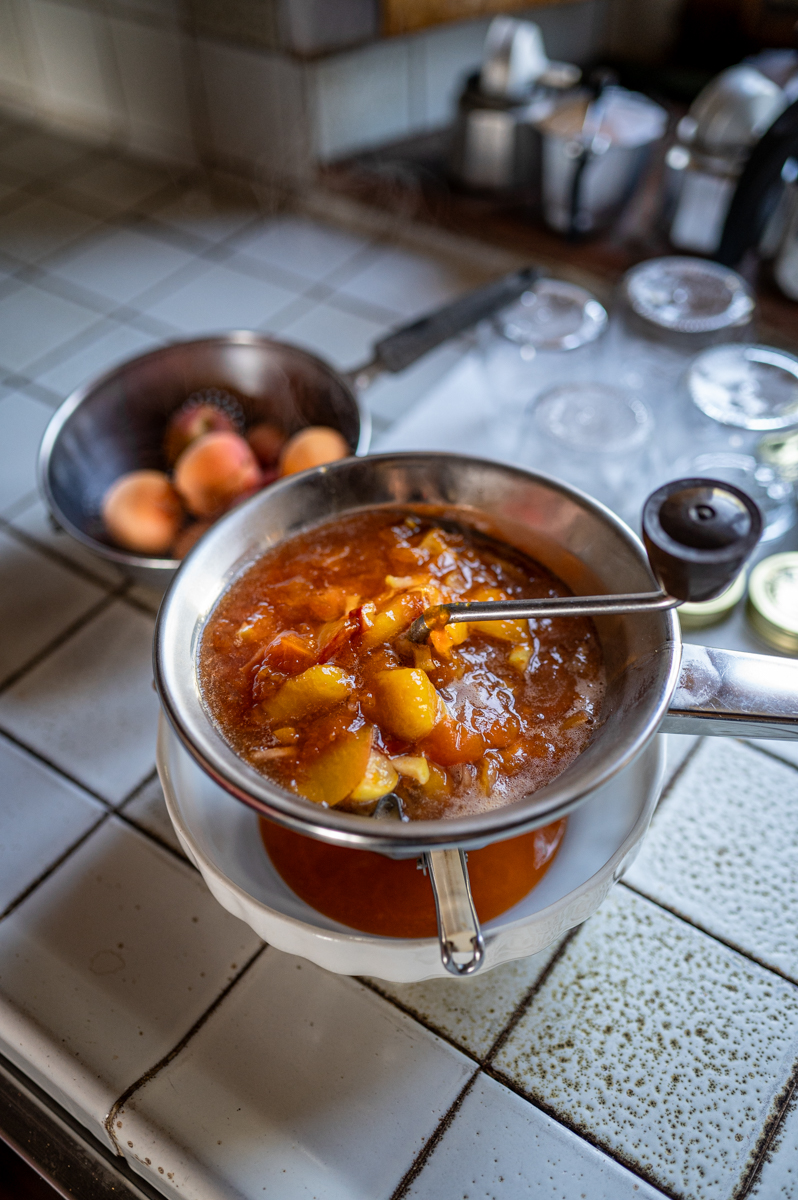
top-left (407, 1074), bottom-right (669, 1199)
top-left (661, 732), bottom-right (700, 787)
top-left (0, 530), bottom-right (106, 685)
top-left (115, 951), bottom-right (475, 1199)
top-left (0, 817), bottom-right (260, 1147)
top-left (625, 738), bottom-right (798, 981)
top-left (0, 601), bottom-right (159, 803)
top-left (276, 298), bottom-right (389, 370)
top-left (368, 939), bottom-right (563, 1060)
top-left (0, 732), bottom-right (103, 915)
top-left (493, 888), bottom-right (798, 1200)
top-left (148, 187), bottom-right (258, 245)
top-left (753, 739), bottom-right (798, 771)
top-left (748, 1086), bottom-right (798, 1198)
top-left (121, 774), bottom-right (185, 857)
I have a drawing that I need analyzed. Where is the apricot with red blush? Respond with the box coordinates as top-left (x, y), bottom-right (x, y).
top-left (174, 431), bottom-right (262, 517)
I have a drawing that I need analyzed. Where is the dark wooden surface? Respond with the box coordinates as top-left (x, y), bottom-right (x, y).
top-left (320, 127), bottom-right (798, 350)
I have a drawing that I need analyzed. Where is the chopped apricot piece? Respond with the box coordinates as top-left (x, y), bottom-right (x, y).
top-left (360, 592), bottom-right (426, 651)
top-left (350, 749), bottom-right (399, 802)
top-left (391, 755), bottom-right (430, 784)
top-left (273, 726), bottom-right (298, 744)
top-left (260, 630), bottom-right (316, 674)
top-left (296, 726), bottom-right (373, 805)
top-left (265, 665), bottom-right (352, 722)
top-left (420, 761), bottom-right (453, 800)
top-left (375, 668), bottom-right (440, 742)
top-left (420, 717), bottom-right (485, 766)
top-left (508, 644), bottom-right (533, 672)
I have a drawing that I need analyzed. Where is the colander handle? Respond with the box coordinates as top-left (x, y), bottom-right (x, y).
top-left (424, 849), bottom-right (486, 976)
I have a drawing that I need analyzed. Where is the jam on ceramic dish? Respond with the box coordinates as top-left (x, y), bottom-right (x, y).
top-left (199, 507), bottom-right (605, 820)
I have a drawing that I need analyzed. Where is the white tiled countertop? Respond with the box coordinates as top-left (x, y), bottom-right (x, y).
top-left (1, 114), bottom-right (798, 1200)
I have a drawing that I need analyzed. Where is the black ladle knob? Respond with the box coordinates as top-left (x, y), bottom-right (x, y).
top-left (642, 478), bottom-right (763, 603)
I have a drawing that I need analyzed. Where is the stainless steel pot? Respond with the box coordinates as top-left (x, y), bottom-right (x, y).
top-left (38, 270), bottom-right (538, 586)
top-left (154, 453), bottom-right (798, 973)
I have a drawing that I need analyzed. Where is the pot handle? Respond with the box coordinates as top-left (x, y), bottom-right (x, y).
top-left (345, 266), bottom-right (541, 389)
top-left (424, 849), bottom-right (486, 976)
top-left (661, 642), bottom-right (798, 740)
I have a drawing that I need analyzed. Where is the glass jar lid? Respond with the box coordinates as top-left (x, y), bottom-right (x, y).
top-left (623, 257), bottom-right (754, 333)
top-left (533, 382), bottom-right (652, 453)
top-left (688, 344), bottom-right (798, 431)
top-left (499, 279), bottom-right (608, 351)
top-left (747, 552), bottom-right (798, 654)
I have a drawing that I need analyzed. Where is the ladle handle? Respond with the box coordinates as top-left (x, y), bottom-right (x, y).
top-left (662, 643), bottom-right (798, 740)
top-left (372, 266), bottom-right (541, 376)
top-left (642, 478), bottom-right (762, 603)
top-left (424, 849), bottom-right (486, 976)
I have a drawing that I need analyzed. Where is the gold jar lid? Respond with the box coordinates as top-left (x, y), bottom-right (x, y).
top-left (678, 568), bottom-right (748, 630)
top-left (757, 429), bottom-right (798, 483)
top-left (747, 552), bottom-right (798, 654)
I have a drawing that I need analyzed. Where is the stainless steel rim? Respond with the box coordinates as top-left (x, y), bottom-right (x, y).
top-left (153, 451), bottom-right (682, 856)
top-left (37, 330), bottom-right (371, 574)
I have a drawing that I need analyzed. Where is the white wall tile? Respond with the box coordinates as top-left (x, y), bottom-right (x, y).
top-left (116, 951), bottom-right (474, 1198)
top-left (0, 732), bottom-right (103, 914)
top-left (197, 39), bottom-right (311, 182)
top-left (0, 1), bottom-right (35, 115)
top-left (0, 529), bottom-right (106, 685)
top-left (109, 18), bottom-right (196, 167)
top-left (494, 888), bottom-right (798, 1200)
top-left (420, 17), bottom-right (489, 131)
top-left (26, 0), bottom-right (123, 141)
top-left (624, 739), bottom-right (798, 981)
top-left (313, 37), bottom-right (411, 161)
top-left (0, 389), bottom-right (57, 513)
top-left (0, 600), bottom-right (160, 803)
top-left (408, 1074), bottom-right (668, 1199)
top-left (0, 817), bottom-right (261, 1146)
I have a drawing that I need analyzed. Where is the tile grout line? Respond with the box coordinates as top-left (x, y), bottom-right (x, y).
top-left (104, 942), bottom-right (268, 1154)
top-left (618, 878), bottom-right (798, 990)
top-left (737, 1061), bottom-right (798, 1198)
top-left (0, 589), bottom-right (122, 697)
top-left (0, 812), bottom-right (111, 923)
top-left (480, 1062), bottom-right (682, 1200)
top-left (0, 510), bottom-right (126, 592)
top-left (741, 738), bottom-right (798, 777)
top-left (389, 1070), bottom-right (481, 1200)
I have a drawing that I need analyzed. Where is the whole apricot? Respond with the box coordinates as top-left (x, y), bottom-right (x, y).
top-left (279, 426), bottom-right (350, 477)
top-left (164, 399), bottom-right (240, 465)
top-left (174, 431), bottom-right (262, 517)
top-left (102, 470), bottom-right (183, 555)
top-left (247, 422), bottom-right (286, 467)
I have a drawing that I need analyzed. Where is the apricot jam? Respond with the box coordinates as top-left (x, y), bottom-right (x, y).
top-left (199, 507), bottom-right (605, 820)
top-left (259, 816), bottom-right (567, 937)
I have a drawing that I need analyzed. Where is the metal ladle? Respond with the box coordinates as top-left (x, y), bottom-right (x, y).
top-left (397, 477), bottom-right (763, 975)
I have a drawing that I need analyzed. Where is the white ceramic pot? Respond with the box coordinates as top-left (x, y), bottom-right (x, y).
top-left (157, 715), bottom-right (665, 983)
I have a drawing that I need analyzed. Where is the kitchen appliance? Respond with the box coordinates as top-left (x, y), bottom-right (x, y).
top-left (38, 268), bottom-right (539, 586)
top-left (667, 64), bottom-right (788, 255)
top-left (154, 454), bottom-right (798, 976)
top-left (537, 86), bottom-right (667, 235)
top-left (448, 16), bottom-right (580, 192)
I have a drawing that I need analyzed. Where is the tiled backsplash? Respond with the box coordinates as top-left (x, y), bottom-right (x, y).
top-left (0, 0), bottom-right (609, 180)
